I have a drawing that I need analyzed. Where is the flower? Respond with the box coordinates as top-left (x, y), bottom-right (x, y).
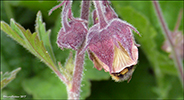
top-left (56, 1), bottom-right (88, 50)
top-left (162, 30), bottom-right (184, 59)
top-left (84, 1), bottom-right (140, 82)
top-left (162, 9), bottom-right (184, 59)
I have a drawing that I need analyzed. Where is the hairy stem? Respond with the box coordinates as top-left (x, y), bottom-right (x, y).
top-left (81, 0), bottom-right (90, 26)
top-left (153, 1), bottom-right (184, 86)
top-left (62, 1), bottom-right (71, 32)
top-left (68, 50), bottom-right (85, 99)
top-left (68, 1), bottom-right (90, 99)
top-left (93, 1), bottom-right (107, 29)
top-left (49, 1), bottom-right (66, 15)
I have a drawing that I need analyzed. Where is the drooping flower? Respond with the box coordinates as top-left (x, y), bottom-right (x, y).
top-left (83, 1), bottom-right (140, 82)
top-left (162, 9), bottom-right (184, 59)
top-left (56, 1), bottom-right (88, 50)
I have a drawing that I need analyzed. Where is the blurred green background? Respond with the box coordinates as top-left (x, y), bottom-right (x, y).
top-left (1, 0), bottom-right (183, 99)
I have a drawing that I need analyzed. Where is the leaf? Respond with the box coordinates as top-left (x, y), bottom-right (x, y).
top-left (1, 15), bottom-right (58, 73)
top-left (35, 11), bottom-right (56, 64)
top-left (1, 21), bottom-right (26, 48)
top-left (1, 30), bottom-right (37, 97)
top-left (1, 67), bottom-right (21, 89)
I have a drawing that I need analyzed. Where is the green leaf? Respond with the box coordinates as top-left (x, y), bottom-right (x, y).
top-left (35, 11), bottom-right (56, 64)
top-left (1, 67), bottom-right (21, 89)
top-left (1, 17), bottom-right (58, 73)
top-left (1, 21), bottom-right (26, 48)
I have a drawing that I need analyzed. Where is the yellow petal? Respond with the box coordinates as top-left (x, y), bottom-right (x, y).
top-left (112, 44), bottom-right (137, 73)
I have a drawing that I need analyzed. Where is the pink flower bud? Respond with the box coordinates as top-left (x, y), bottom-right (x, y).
top-left (162, 30), bottom-right (184, 59)
top-left (87, 18), bottom-right (139, 72)
top-left (57, 1), bottom-right (88, 50)
top-left (84, 1), bottom-right (140, 82)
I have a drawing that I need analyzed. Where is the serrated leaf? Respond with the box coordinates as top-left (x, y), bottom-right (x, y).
top-left (35, 11), bottom-right (56, 64)
top-left (1, 21), bottom-right (26, 48)
top-left (1, 17), bottom-right (58, 75)
top-left (1, 67), bottom-right (21, 89)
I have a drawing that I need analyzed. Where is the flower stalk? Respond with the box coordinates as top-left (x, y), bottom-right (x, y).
top-left (67, 1), bottom-right (90, 99)
top-left (62, 1), bottom-right (71, 32)
top-left (80, 1), bottom-right (90, 25)
top-left (93, 1), bottom-right (108, 29)
top-left (68, 49), bottom-right (85, 99)
top-left (153, 1), bottom-right (184, 86)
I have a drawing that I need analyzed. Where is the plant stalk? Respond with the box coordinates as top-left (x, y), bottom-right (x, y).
top-left (153, 1), bottom-right (184, 86)
top-left (68, 1), bottom-right (90, 99)
top-left (93, 1), bottom-right (108, 29)
top-left (81, 0), bottom-right (90, 26)
top-left (68, 50), bottom-right (85, 99)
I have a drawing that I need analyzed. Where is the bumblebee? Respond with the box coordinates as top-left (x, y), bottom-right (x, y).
top-left (110, 65), bottom-right (135, 82)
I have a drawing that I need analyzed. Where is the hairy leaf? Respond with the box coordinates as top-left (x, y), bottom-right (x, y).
top-left (35, 11), bottom-right (56, 64)
top-left (1, 67), bottom-right (21, 89)
top-left (1, 14), bottom-right (58, 72)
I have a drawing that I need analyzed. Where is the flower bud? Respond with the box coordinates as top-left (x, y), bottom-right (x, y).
top-left (57, 1), bottom-right (88, 50)
top-left (162, 30), bottom-right (184, 59)
top-left (85, 1), bottom-right (140, 82)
